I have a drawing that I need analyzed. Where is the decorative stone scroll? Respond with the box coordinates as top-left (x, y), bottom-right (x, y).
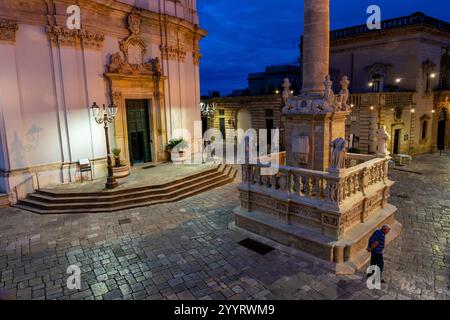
top-left (107, 8), bottom-right (161, 77)
top-left (46, 26), bottom-right (104, 49)
top-left (0, 19), bottom-right (18, 43)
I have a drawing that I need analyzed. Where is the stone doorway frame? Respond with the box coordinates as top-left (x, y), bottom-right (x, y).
top-left (105, 73), bottom-right (168, 167)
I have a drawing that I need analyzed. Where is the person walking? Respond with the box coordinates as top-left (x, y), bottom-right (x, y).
top-left (367, 224), bottom-right (391, 283)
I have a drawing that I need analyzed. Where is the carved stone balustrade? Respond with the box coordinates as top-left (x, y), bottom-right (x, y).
top-left (239, 156), bottom-right (393, 241)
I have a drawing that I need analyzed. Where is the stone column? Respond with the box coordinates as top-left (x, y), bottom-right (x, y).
top-left (302, 0), bottom-right (330, 95)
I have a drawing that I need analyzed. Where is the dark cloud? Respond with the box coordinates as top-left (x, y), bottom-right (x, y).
top-left (198, 0), bottom-right (450, 96)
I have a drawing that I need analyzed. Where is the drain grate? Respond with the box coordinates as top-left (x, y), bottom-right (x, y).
top-left (119, 218), bottom-right (132, 225)
top-left (238, 238), bottom-right (274, 255)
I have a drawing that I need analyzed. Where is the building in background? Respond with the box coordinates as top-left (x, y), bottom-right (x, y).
top-left (205, 12), bottom-right (450, 156)
top-left (329, 12), bottom-right (450, 155)
top-left (0, 0), bottom-right (206, 194)
top-left (248, 65), bottom-right (301, 96)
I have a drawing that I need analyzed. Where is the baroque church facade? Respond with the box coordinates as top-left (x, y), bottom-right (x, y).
top-left (0, 0), bottom-right (206, 194)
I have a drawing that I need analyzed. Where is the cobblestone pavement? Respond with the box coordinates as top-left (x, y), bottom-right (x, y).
top-left (0, 153), bottom-right (449, 300)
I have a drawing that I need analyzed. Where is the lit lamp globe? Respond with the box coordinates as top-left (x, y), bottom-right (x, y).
top-left (91, 102), bottom-right (100, 118)
top-left (108, 103), bottom-right (118, 118)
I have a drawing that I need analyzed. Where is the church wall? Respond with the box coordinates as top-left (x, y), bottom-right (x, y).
top-left (0, 0), bottom-right (205, 195)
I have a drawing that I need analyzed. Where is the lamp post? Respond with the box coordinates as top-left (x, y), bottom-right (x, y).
top-left (91, 102), bottom-right (119, 190)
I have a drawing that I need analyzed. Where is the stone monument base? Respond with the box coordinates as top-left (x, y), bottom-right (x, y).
top-left (233, 205), bottom-right (401, 275)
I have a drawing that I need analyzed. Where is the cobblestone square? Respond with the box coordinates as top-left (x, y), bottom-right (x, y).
top-left (0, 153), bottom-right (449, 300)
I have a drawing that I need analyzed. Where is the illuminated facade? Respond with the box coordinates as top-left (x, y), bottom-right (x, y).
top-left (0, 0), bottom-right (206, 194)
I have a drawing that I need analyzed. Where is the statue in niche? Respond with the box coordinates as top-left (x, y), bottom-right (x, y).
top-left (330, 137), bottom-right (347, 169)
top-left (375, 125), bottom-right (391, 156)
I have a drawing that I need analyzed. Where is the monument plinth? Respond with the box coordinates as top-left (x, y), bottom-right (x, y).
top-left (233, 0), bottom-right (402, 274)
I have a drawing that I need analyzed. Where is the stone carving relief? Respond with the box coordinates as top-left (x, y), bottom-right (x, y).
top-left (322, 215), bottom-right (338, 227)
top-left (107, 8), bottom-right (161, 77)
top-left (192, 50), bottom-right (202, 65)
top-left (282, 75), bottom-right (352, 115)
top-left (0, 19), bottom-right (18, 43)
top-left (292, 136), bottom-right (310, 165)
top-left (330, 138), bottom-right (347, 170)
top-left (46, 26), bottom-right (104, 49)
top-left (160, 43), bottom-right (187, 61)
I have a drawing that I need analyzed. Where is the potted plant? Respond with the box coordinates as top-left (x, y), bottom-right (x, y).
top-left (165, 138), bottom-right (189, 162)
top-left (112, 148), bottom-right (122, 167)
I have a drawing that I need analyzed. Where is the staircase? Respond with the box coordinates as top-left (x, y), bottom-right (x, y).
top-left (16, 164), bottom-right (237, 214)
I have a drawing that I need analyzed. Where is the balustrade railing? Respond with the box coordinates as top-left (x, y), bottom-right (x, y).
top-left (242, 157), bottom-right (389, 205)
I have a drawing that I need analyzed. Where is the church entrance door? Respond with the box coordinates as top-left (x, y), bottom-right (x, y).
top-left (126, 99), bottom-right (152, 165)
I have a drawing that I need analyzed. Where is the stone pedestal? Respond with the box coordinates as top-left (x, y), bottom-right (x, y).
top-left (283, 110), bottom-right (350, 171)
top-left (233, 0), bottom-right (401, 274)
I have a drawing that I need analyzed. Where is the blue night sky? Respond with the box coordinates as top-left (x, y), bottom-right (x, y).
top-left (197, 0), bottom-right (450, 96)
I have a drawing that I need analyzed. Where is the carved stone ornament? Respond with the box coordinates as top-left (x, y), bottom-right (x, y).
top-left (0, 19), bottom-right (18, 43)
top-left (107, 8), bottom-right (161, 77)
top-left (160, 43), bottom-right (187, 61)
top-left (282, 75), bottom-right (352, 114)
top-left (192, 50), bottom-right (202, 65)
top-left (46, 26), bottom-right (104, 50)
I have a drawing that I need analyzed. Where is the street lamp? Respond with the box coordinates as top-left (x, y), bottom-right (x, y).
top-left (200, 101), bottom-right (217, 119)
top-left (91, 102), bottom-right (118, 190)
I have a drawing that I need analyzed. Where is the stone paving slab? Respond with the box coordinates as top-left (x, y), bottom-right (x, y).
top-left (0, 153), bottom-right (449, 300)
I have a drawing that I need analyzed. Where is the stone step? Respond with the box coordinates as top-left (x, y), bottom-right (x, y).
top-left (37, 164), bottom-right (223, 198)
top-left (29, 165), bottom-right (230, 204)
top-left (0, 194), bottom-right (9, 207)
top-left (15, 166), bottom-right (237, 214)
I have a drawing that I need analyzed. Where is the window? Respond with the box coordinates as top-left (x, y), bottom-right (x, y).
top-left (420, 115), bottom-right (431, 142)
top-left (422, 121), bottom-right (428, 140)
top-left (394, 108), bottom-right (402, 121)
top-left (219, 109), bottom-right (225, 116)
top-left (371, 74), bottom-right (383, 92)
